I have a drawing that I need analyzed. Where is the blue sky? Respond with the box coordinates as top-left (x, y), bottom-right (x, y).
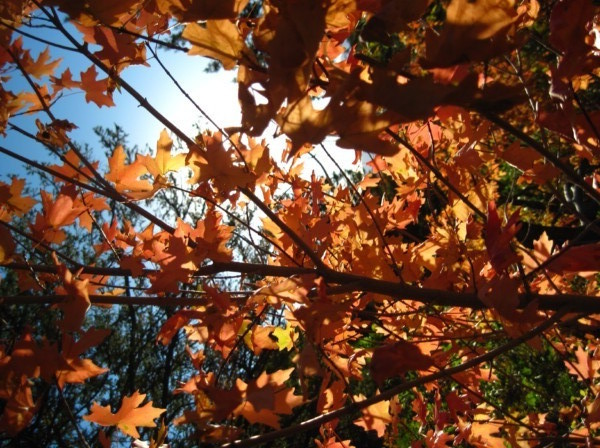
top-left (1, 24), bottom-right (241, 181)
top-left (0, 21), bottom-right (356, 187)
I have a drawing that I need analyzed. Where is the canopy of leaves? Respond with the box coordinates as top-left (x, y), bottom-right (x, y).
top-left (2, 0), bottom-right (600, 447)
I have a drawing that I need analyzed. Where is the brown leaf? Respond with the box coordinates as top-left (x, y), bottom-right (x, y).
top-left (422, 0), bottom-right (533, 67)
top-left (156, 0), bottom-right (249, 20)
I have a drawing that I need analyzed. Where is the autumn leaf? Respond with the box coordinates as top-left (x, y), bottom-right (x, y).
top-left (316, 437), bottom-right (356, 448)
top-left (84, 391), bottom-right (166, 438)
top-left (22, 46), bottom-right (61, 79)
top-left (353, 396), bottom-right (393, 438)
top-left (422, 0), bottom-right (535, 67)
top-left (0, 225), bottom-right (16, 264)
top-left (80, 65), bottom-right (115, 107)
top-left (369, 340), bottom-right (434, 386)
top-left (183, 20), bottom-right (246, 70)
top-left (0, 178), bottom-right (36, 221)
top-left (105, 145), bottom-right (159, 200)
top-left (234, 368), bottom-right (303, 428)
top-left (546, 243), bottom-right (600, 274)
top-left (0, 381), bottom-right (37, 436)
top-left (485, 201), bottom-right (521, 273)
top-left (138, 129), bottom-right (185, 181)
top-left (30, 190), bottom-right (87, 244)
top-left (156, 0), bottom-right (250, 21)
top-left (48, 148), bottom-right (98, 183)
top-left (56, 328), bottom-right (110, 388)
top-left (52, 253), bottom-right (91, 332)
top-left (271, 323), bottom-right (294, 351)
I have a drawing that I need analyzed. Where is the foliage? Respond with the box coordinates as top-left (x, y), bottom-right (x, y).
top-left (1, 0), bottom-right (600, 447)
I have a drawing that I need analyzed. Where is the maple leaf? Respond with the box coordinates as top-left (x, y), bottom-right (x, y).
top-left (52, 253), bottom-right (91, 332)
top-left (44, 0), bottom-right (140, 27)
top-left (22, 46), bottom-right (61, 79)
top-left (138, 129), bottom-right (185, 180)
top-left (0, 225), bottom-right (16, 264)
top-left (183, 20), bottom-right (246, 70)
top-left (369, 340), bottom-right (434, 386)
top-left (48, 150), bottom-right (96, 184)
top-left (546, 244), bottom-right (600, 274)
top-left (4, 329), bottom-right (68, 381)
top-left (105, 145), bottom-right (158, 200)
top-left (31, 190), bottom-right (87, 244)
top-left (234, 368), bottom-right (303, 428)
top-left (56, 329), bottom-right (110, 388)
top-left (485, 201), bottom-right (521, 273)
top-left (271, 324), bottom-right (295, 351)
top-left (0, 380), bottom-right (37, 436)
top-left (50, 68), bottom-right (79, 93)
top-left (0, 178), bottom-right (36, 221)
top-left (74, 23), bottom-right (147, 71)
top-left (84, 391), bottom-right (166, 439)
top-left (80, 65), bottom-right (115, 107)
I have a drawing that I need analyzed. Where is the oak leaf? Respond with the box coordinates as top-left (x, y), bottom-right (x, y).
top-left (84, 391), bottom-right (166, 439)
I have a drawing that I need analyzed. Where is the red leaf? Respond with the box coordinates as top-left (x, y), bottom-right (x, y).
top-left (485, 201), bottom-right (521, 273)
top-left (369, 340), bottom-right (434, 386)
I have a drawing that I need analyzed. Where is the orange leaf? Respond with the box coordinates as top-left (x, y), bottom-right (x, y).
top-left (83, 391), bottom-right (166, 439)
top-left (353, 397), bottom-right (392, 438)
top-left (0, 178), bottom-right (36, 221)
top-left (56, 328), bottom-right (110, 388)
top-left (23, 46), bottom-right (61, 79)
top-left (105, 145), bottom-right (159, 200)
top-left (48, 149), bottom-right (99, 184)
top-left (52, 253), bottom-right (91, 332)
top-left (183, 20), bottom-right (245, 70)
top-left (0, 225), bottom-right (16, 264)
top-left (547, 244), bottom-right (600, 274)
top-left (234, 368), bottom-right (302, 428)
top-left (80, 65), bottom-right (115, 107)
top-left (138, 129), bottom-right (185, 178)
